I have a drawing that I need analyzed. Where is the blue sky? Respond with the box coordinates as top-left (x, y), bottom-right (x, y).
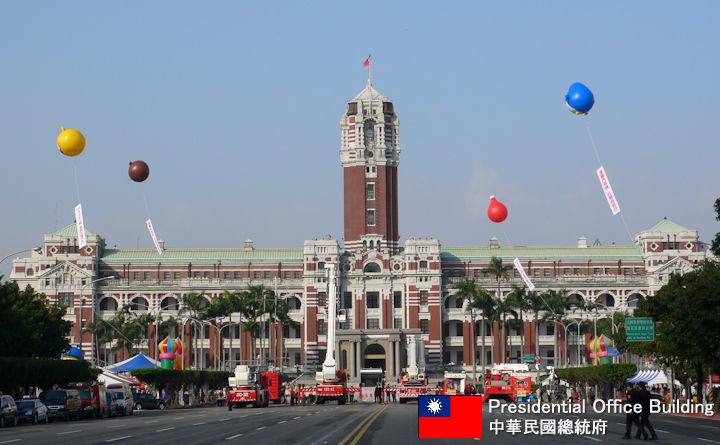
top-left (2, 1), bottom-right (719, 276)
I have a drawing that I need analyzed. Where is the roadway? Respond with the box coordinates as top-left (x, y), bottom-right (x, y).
top-left (0, 401), bottom-right (717, 444)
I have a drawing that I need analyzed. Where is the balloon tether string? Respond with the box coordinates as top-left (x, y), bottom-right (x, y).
top-left (142, 191), bottom-right (152, 220)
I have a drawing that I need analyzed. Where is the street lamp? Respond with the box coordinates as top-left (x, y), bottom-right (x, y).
top-left (80, 275), bottom-right (115, 365)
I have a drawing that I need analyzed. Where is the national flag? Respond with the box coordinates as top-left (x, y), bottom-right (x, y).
top-left (418, 395), bottom-right (482, 438)
top-left (363, 57), bottom-right (370, 67)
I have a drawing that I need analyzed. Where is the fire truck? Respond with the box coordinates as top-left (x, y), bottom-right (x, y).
top-left (314, 264), bottom-right (348, 405)
top-left (481, 371), bottom-right (517, 403)
top-left (441, 372), bottom-right (467, 395)
top-left (227, 365), bottom-right (280, 409)
top-left (398, 335), bottom-right (429, 403)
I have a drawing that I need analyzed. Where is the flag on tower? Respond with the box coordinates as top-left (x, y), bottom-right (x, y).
top-left (363, 57), bottom-right (370, 67)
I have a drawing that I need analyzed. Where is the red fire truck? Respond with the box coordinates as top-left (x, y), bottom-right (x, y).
top-left (227, 365), bottom-right (281, 409)
top-left (482, 372), bottom-right (517, 403)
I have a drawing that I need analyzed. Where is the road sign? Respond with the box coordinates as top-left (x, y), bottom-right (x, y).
top-left (626, 317), bottom-right (654, 341)
top-left (523, 354), bottom-right (535, 362)
top-left (535, 354), bottom-right (541, 363)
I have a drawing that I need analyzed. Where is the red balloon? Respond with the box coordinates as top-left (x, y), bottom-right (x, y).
top-left (487, 195), bottom-right (508, 223)
top-left (128, 160), bottom-right (150, 182)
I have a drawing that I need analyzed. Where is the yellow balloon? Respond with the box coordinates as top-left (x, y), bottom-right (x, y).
top-left (57, 126), bottom-right (86, 157)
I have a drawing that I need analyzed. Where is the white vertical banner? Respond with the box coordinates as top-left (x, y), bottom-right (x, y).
top-left (513, 257), bottom-right (535, 291)
top-left (596, 165), bottom-right (621, 215)
top-left (74, 203), bottom-right (87, 249)
top-left (146, 218), bottom-right (163, 255)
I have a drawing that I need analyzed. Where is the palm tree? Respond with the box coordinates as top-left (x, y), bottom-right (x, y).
top-left (526, 291), bottom-right (546, 359)
top-left (238, 285), bottom-right (272, 363)
top-left (453, 279), bottom-right (491, 383)
top-left (180, 292), bottom-right (208, 368)
top-left (541, 290), bottom-right (571, 367)
top-left (494, 296), bottom-right (518, 363)
top-left (507, 285), bottom-right (529, 359)
top-left (482, 256), bottom-right (512, 362)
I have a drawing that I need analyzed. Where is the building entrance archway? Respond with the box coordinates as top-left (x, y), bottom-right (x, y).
top-left (364, 343), bottom-right (386, 370)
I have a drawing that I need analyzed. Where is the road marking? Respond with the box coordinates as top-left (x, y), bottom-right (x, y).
top-left (655, 429), bottom-right (670, 433)
top-left (293, 416), bottom-right (302, 419)
top-left (106, 436), bottom-right (132, 442)
top-left (277, 420), bottom-right (287, 424)
top-left (615, 422), bottom-right (625, 426)
top-left (0, 440), bottom-right (21, 444)
top-left (338, 404), bottom-right (389, 445)
top-left (144, 420), bottom-right (159, 423)
top-left (698, 439), bottom-right (720, 444)
top-left (219, 418), bottom-right (230, 422)
top-left (583, 437), bottom-right (602, 442)
top-left (193, 422), bottom-right (206, 425)
top-left (156, 427), bottom-right (174, 432)
top-left (57, 430), bottom-right (82, 435)
top-left (305, 413), bottom-right (312, 416)
top-left (175, 416), bottom-right (185, 420)
top-left (256, 426), bottom-right (266, 430)
top-left (107, 424), bottom-right (125, 428)
top-left (226, 434), bottom-right (243, 440)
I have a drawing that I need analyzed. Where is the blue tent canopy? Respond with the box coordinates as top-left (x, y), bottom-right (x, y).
top-left (107, 353), bottom-right (159, 372)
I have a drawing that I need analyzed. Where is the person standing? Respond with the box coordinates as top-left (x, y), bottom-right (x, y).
top-left (374, 385), bottom-right (381, 403)
top-left (623, 383), bottom-right (640, 440)
top-left (636, 382), bottom-right (658, 440)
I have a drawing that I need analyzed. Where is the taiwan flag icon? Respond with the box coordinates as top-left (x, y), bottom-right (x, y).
top-left (418, 395), bottom-right (483, 438)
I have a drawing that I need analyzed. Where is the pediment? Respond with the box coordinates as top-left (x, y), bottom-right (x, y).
top-left (38, 261), bottom-right (92, 279)
top-left (653, 256), bottom-right (694, 275)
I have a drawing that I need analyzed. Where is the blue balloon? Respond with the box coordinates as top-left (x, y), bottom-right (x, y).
top-left (565, 82), bottom-right (594, 114)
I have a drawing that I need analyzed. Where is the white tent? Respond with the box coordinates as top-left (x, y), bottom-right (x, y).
top-left (98, 369), bottom-right (141, 386)
top-left (626, 369), bottom-right (673, 385)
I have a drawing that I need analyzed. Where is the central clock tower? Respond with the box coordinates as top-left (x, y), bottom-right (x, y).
top-left (340, 80), bottom-right (401, 254)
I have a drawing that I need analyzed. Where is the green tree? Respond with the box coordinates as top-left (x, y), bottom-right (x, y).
top-left (0, 281), bottom-right (72, 358)
top-left (453, 278), bottom-right (494, 382)
top-left (541, 290), bottom-right (571, 367)
top-left (712, 198), bottom-right (720, 256)
top-left (482, 257), bottom-right (512, 361)
top-left (238, 285), bottom-right (273, 362)
top-left (180, 292), bottom-right (209, 368)
top-left (526, 291), bottom-right (546, 358)
top-left (507, 285), bottom-right (530, 360)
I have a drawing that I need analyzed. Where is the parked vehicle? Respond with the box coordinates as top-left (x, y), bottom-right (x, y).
top-left (106, 392), bottom-right (122, 417)
top-left (68, 382), bottom-right (108, 418)
top-left (107, 384), bottom-right (134, 416)
top-left (0, 395), bottom-right (19, 427)
top-left (16, 399), bottom-right (49, 424)
top-left (132, 393), bottom-right (165, 410)
top-left (42, 389), bottom-right (81, 421)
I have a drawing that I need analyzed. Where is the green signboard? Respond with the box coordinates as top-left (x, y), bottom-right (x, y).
top-left (523, 354), bottom-right (535, 362)
top-left (626, 317), bottom-right (654, 342)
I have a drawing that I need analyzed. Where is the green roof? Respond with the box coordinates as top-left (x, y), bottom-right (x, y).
top-left (102, 248), bottom-right (303, 263)
top-left (649, 218), bottom-right (689, 233)
top-left (441, 245), bottom-right (641, 262)
top-left (52, 223), bottom-right (95, 237)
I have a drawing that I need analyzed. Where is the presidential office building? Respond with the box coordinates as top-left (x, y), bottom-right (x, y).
top-left (10, 80), bottom-right (713, 381)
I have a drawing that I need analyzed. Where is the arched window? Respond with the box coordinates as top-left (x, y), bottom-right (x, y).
top-left (369, 240), bottom-right (374, 249)
top-left (288, 296), bottom-right (302, 310)
top-left (597, 293), bottom-right (615, 308)
top-left (363, 262), bottom-right (381, 273)
top-left (161, 297), bottom-right (179, 311)
top-left (362, 240), bottom-right (367, 250)
top-left (99, 297), bottom-right (118, 311)
top-left (130, 296), bottom-right (149, 311)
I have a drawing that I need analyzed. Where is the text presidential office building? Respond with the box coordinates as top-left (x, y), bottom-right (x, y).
top-left (10, 79), bottom-right (713, 380)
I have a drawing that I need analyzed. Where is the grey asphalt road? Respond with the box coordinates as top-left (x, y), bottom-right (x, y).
top-left (0, 402), bottom-right (717, 445)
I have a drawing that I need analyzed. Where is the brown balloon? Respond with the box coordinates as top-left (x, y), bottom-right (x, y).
top-left (128, 160), bottom-right (150, 182)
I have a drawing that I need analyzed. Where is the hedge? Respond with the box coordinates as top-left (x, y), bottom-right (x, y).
top-left (555, 363), bottom-right (637, 390)
top-left (130, 368), bottom-right (230, 390)
top-left (0, 357), bottom-right (100, 395)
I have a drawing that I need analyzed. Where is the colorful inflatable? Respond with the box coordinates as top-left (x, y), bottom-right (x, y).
top-left (61, 346), bottom-right (84, 361)
top-left (588, 334), bottom-right (620, 365)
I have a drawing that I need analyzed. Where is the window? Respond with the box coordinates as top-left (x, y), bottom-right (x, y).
top-left (366, 292), bottom-right (379, 308)
top-left (366, 183), bottom-right (375, 200)
top-left (393, 291), bottom-right (402, 308)
top-left (623, 268), bottom-right (630, 276)
top-left (203, 271), bottom-right (211, 278)
top-left (163, 271), bottom-right (171, 280)
top-left (420, 290), bottom-right (429, 306)
top-left (473, 269), bottom-right (480, 277)
top-left (544, 268), bottom-right (550, 277)
top-left (294, 271), bottom-right (301, 279)
top-left (133, 272), bottom-right (140, 280)
top-left (420, 319), bottom-right (429, 334)
top-left (58, 292), bottom-right (74, 307)
top-left (234, 325), bottom-right (241, 338)
top-left (284, 271), bottom-right (291, 279)
top-left (455, 322), bottom-right (463, 336)
top-left (367, 319), bottom-right (379, 329)
top-left (634, 267), bottom-right (641, 275)
top-left (26, 268), bottom-right (33, 277)
top-left (193, 271), bottom-right (201, 278)
top-left (254, 271), bottom-right (261, 279)
top-left (204, 325), bottom-right (210, 338)
top-left (317, 262), bottom-right (325, 271)
top-left (223, 271), bottom-right (230, 279)
top-left (533, 269), bottom-right (539, 277)
top-left (317, 292), bottom-right (326, 307)
top-left (604, 267), bottom-right (611, 274)
top-left (264, 271), bottom-right (270, 279)
top-left (367, 209), bottom-right (375, 226)
top-left (419, 260), bottom-right (428, 270)
top-left (546, 324), bottom-right (554, 335)
top-left (394, 318), bottom-right (402, 329)
top-left (593, 268), bottom-right (601, 275)
top-left (318, 320), bottom-right (326, 335)
top-left (344, 292), bottom-right (353, 309)
top-left (144, 271), bottom-right (151, 280)
top-left (563, 268), bottom-right (570, 275)
top-left (455, 297), bottom-right (464, 308)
